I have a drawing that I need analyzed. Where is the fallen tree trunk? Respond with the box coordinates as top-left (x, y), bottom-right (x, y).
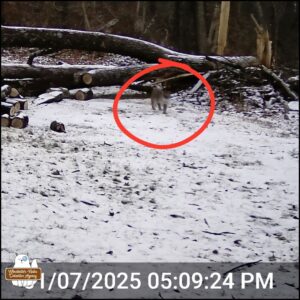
top-left (1, 63), bottom-right (107, 86)
top-left (2, 63), bottom-right (176, 91)
top-left (1, 26), bottom-right (259, 70)
top-left (78, 65), bottom-right (177, 86)
top-left (80, 65), bottom-right (152, 86)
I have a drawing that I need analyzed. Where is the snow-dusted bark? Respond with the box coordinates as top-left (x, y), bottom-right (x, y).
top-left (1, 26), bottom-right (259, 70)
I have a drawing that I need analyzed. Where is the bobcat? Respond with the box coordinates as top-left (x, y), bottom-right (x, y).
top-left (151, 84), bottom-right (170, 114)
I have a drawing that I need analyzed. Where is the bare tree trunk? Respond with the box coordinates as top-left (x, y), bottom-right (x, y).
top-left (251, 14), bottom-right (272, 68)
top-left (207, 4), bottom-right (220, 53)
top-left (216, 1), bottom-right (230, 55)
top-left (271, 2), bottom-right (287, 65)
top-left (81, 1), bottom-right (91, 30)
top-left (134, 1), bottom-right (147, 34)
top-left (195, 1), bottom-right (207, 54)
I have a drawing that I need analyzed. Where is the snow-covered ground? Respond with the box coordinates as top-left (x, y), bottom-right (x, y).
top-left (1, 91), bottom-right (299, 263)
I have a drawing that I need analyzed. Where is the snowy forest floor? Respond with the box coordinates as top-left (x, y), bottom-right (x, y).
top-left (1, 50), bottom-right (299, 263)
top-left (2, 91), bottom-right (299, 263)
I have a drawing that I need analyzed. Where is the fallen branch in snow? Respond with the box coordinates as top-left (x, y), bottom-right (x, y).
top-left (27, 48), bottom-right (58, 65)
top-left (189, 72), bottom-right (211, 94)
top-left (249, 214), bottom-right (272, 220)
top-left (183, 163), bottom-right (207, 170)
top-left (80, 200), bottom-right (99, 207)
top-left (260, 65), bottom-right (298, 101)
top-left (202, 231), bottom-right (235, 235)
top-left (170, 214), bottom-right (185, 219)
top-left (223, 260), bottom-right (262, 276)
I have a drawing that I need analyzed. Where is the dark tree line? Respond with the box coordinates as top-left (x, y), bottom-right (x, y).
top-left (1, 1), bottom-right (299, 67)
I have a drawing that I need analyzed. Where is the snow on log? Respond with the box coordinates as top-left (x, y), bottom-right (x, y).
top-left (1, 26), bottom-right (259, 70)
top-left (288, 101), bottom-right (299, 111)
top-left (1, 85), bottom-right (11, 100)
top-left (4, 99), bottom-right (21, 113)
top-left (1, 102), bottom-right (15, 116)
top-left (1, 114), bottom-right (10, 127)
top-left (10, 113), bottom-right (29, 129)
top-left (34, 91), bottom-right (64, 105)
top-left (47, 87), bottom-right (70, 98)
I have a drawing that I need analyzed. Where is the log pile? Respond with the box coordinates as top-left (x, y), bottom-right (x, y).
top-left (1, 84), bottom-right (29, 128)
top-left (1, 25), bottom-right (298, 114)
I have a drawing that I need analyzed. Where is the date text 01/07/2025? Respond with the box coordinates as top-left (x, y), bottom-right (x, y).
top-left (39, 271), bottom-right (274, 291)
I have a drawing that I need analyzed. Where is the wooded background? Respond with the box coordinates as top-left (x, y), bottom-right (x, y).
top-left (1, 1), bottom-right (298, 67)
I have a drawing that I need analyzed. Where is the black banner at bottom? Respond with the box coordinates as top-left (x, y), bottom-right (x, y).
top-left (1, 262), bottom-right (299, 299)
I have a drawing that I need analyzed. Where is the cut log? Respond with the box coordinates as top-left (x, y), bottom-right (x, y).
top-left (27, 48), bottom-right (57, 65)
top-left (79, 65), bottom-right (156, 86)
top-left (75, 88), bottom-right (93, 100)
top-left (1, 85), bottom-right (11, 100)
top-left (50, 121), bottom-right (66, 133)
top-left (9, 87), bottom-right (20, 98)
top-left (1, 102), bottom-right (15, 116)
top-left (69, 88), bottom-right (81, 99)
top-left (1, 114), bottom-right (10, 127)
top-left (11, 113), bottom-right (29, 129)
top-left (4, 99), bottom-right (21, 113)
top-left (13, 98), bottom-right (29, 110)
top-left (34, 91), bottom-right (64, 105)
top-left (1, 78), bottom-right (51, 97)
top-left (1, 26), bottom-right (259, 70)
